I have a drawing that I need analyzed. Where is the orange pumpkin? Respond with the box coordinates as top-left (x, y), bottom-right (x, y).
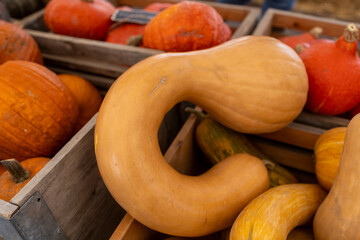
top-left (44, 0), bottom-right (116, 40)
top-left (279, 26), bottom-right (323, 49)
top-left (0, 20), bottom-right (43, 64)
top-left (0, 158), bottom-right (50, 201)
top-left (298, 23), bottom-right (360, 115)
top-left (314, 127), bottom-right (346, 191)
top-left (143, 1), bottom-right (231, 52)
top-left (0, 165), bottom-right (5, 176)
top-left (58, 74), bottom-right (102, 131)
top-left (0, 61), bottom-right (79, 161)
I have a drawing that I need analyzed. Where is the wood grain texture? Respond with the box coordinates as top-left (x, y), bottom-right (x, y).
top-left (257, 122), bottom-right (325, 150)
top-left (0, 199), bottom-right (18, 219)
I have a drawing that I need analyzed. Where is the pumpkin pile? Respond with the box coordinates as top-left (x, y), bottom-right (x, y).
top-left (43, 0), bottom-right (232, 52)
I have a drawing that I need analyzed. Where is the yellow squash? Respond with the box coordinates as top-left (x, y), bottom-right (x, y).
top-left (230, 184), bottom-right (326, 240)
top-left (314, 127), bottom-right (346, 191)
top-left (95, 36), bottom-right (308, 237)
top-left (313, 114), bottom-right (360, 239)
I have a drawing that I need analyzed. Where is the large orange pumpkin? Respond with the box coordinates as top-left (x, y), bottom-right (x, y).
top-left (0, 61), bottom-right (79, 161)
top-left (0, 157), bottom-right (50, 201)
top-left (59, 74), bottom-right (102, 131)
top-left (0, 20), bottom-right (43, 64)
top-left (142, 1), bottom-right (231, 52)
top-left (44, 0), bottom-right (116, 40)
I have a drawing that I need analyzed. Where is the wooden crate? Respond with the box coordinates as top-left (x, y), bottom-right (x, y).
top-left (18, 0), bottom-right (260, 79)
top-left (0, 68), bottom-right (190, 240)
top-left (107, 110), bottom-right (320, 240)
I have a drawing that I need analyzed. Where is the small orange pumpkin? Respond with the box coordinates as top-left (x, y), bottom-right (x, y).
top-left (143, 1), bottom-right (231, 52)
top-left (0, 20), bottom-right (43, 64)
top-left (314, 127), bottom-right (346, 191)
top-left (0, 61), bottom-right (79, 161)
top-left (58, 74), bottom-right (102, 131)
top-left (0, 157), bottom-right (50, 202)
top-left (44, 0), bottom-right (116, 40)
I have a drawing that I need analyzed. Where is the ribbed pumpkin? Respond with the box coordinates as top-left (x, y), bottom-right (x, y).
top-left (0, 157), bottom-right (50, 201)
top-left (142, 1), bottom-right (231, 52)
top-left (279, 26), bottom-right (323, 49)
top-left (314, 127), bottom-right (346, 191)
top-left (0, 20), bottom-right (43, 64)
top-left (230, 184), bottom-right (326, 240)
top-left (58, 74), bottom-right (102, 132)
top-left (44, 0), bottom-right (115, 40)
top-left (0, 61), bottom-right (79, 161)
top-left (95, 36), bottom-right (308, 236)
top-left (298, 23), bottom-right (360, 115)
top-left (313, 113), bottom-right (360, 239)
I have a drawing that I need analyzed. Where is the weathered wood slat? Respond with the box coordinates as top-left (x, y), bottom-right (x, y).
top-left (295, 111), bottom-right (349, 129)
top-left (257, 122), bottom-right (325, 150)
top-left (250, 136), bottom-right (315, 173)
top-left (0, 200), bottom-right (18, 219)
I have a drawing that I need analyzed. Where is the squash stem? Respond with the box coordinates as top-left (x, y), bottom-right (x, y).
top-left (185, 107), bottom-right (209, 121)
top-left (1, 159), bottom-right (30, 183)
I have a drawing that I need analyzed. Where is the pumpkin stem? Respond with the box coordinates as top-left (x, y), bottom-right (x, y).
top-left (294, 43), bottom-right (308, 54)
top-left (185, 107), bottom-right (209, 120)
top-left (343, 23), bottom-right (359, 43)
top-left (1, 159), bottom-right (30, 183)
top-left (127, 34), bottom-right (143, 46)
top-left (309, 26), bottom-right (323, 39)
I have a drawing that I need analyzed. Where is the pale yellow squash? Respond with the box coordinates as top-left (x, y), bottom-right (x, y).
top-left (95, 36), bottom-right (308, 237)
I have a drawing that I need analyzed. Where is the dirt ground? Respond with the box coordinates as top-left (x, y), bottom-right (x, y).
top-left (253, 0), bottom-right (360, 22)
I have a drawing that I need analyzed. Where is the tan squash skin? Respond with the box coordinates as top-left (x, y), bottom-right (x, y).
top-left (313, 114), bottom-right (360, 240)
top-left (230, 184), bottom-right (326, 240)
top-left (95, 36), bottom-right (308, 237)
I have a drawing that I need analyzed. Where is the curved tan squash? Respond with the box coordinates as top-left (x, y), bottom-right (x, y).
top-left (95, 36), bottom-right (308, 237)
top-left (313, 113), bottom-right (360, 239)
top-left (230, 184), bottom-right (326, 240)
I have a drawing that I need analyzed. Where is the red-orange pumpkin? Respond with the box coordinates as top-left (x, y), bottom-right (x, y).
top-left (58, 74), bottom-right (102, 131)
top-left (44, 0), bottom-right (115, 40)
top-left (279, 27), bottom-right (323, 49)
top-left (298, 23), bottom-right (360, 115)
top-left (0, 61), bottom-right (79, 161)
top-left (143, 1), bottom-right (231, 52)
top-left (0, 157), bottom-right (50, 201)
top-left (0, 20), bottom-right (43, 64)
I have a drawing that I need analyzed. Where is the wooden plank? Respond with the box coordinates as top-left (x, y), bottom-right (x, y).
top-left (110, 214), bottom-right (164, 240)
top-left (0, 199), bottom-right (18, 219)
top-left (249, 136), bottom-right (315, 173)
top-left (271, 9), bottom-right (356, 37)
top-left (16, 8), bottom-right (46, 30)
top-left (296, 111), bottom-right (350, 129)
top-left (44, 54), bottom-right (126, 79)
top-left (26, 30), bottom-right (162, 66)
top-left (9, 116), bottom-right (125, 240)
top-left (257, 122), bottom-right (325, 150)
top-left (231, 8), bottom-right (260, 39)
top-left (252, 8), bottom-right (274, 36)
